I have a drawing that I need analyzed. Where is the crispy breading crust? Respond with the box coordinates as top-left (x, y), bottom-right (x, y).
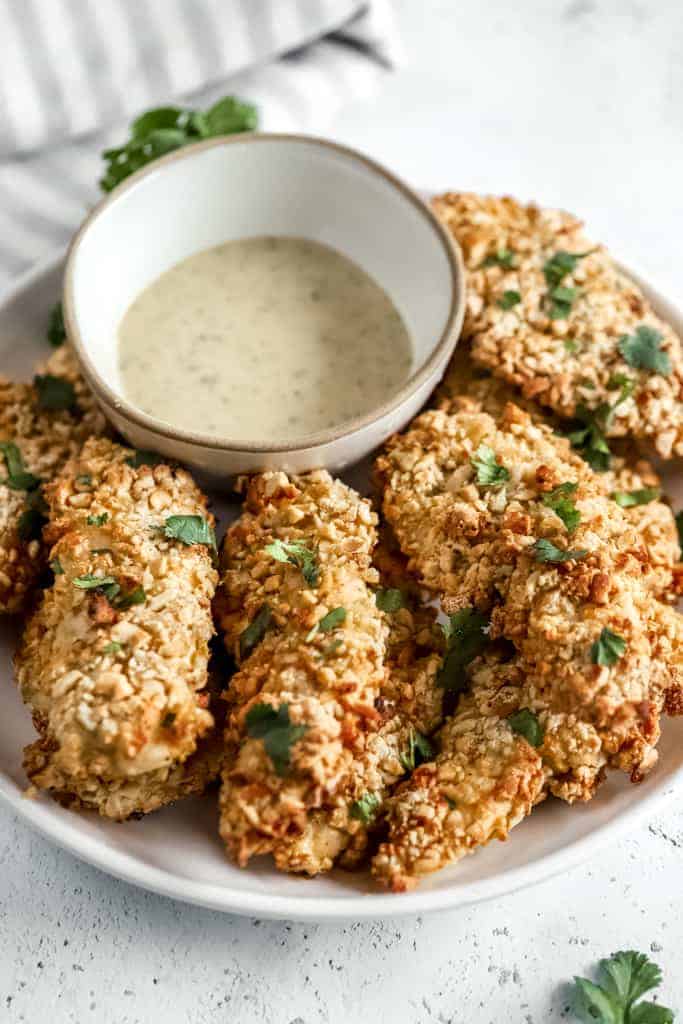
top-left (433, 192), bottom-right (683, 458)
top-left (372, 401), bottom-right (683, 888)
top-left (0, 345), bottom-right (107, 613)
top-left (217, 471), bottom-right (387, 869)
top-left (15, 437), bottom-right (218, 819)
top-left (437, 343), bottom-right (681, 597)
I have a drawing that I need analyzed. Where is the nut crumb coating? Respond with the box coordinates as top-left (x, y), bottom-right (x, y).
top-left (0, 345), bottom-right (107, 613)
top-left (433, 192), bottom-right (683, 458)
top-left (372, 402), bottom-right (683, 888)
top-left (15, 437), bottom-right (218, 819)
top-left (436, 343), bottom-right (681, 598)
top-left (217, 470), bottom-right (388, 869)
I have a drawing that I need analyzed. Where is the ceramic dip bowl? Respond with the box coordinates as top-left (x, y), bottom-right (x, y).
top-left (64, 133), bottom-right (464, 476)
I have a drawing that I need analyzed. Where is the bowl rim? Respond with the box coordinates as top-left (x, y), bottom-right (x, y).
top-left (63, 132), bottom-right (465, 454)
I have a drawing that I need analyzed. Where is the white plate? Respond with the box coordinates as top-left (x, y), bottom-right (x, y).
top-left (0, 252), bottom-right (681, 922)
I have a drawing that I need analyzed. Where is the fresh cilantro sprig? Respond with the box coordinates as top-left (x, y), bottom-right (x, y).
top-left (533, 538), bottom-right (588, 563)
top-left (266, 538), bottom-right (319, 588)
top-left (161, 514), bottom-right (216, 551)
top-left (350, 791), bottom-right (381, 825)
top-left (619, 325), bottom-right (671, 376)
top-left (591, 628), bottom-right (626, 667)
top-left (245, 702), bottom-right (307, 776)
top-left (543, 481), bottom-right (581, 533)
top-left (239, 604), bottom-right (272, 660)
top-left (508, 708), bottom-right (544, 747)
top-left (437, 608), bottom-right (490, 692)
top-left (612, 487), bottom-right (660, 508)
top-left (399, 728), bottom-right (434, 772)
top-left (100, 96), bottom-right (258, 192)
top-left (471, 443), bottom-right (510, 487)
top-left (34, 374), bottom-right (76, 411)
top-left (573, 950), bottom-right (673, 1023)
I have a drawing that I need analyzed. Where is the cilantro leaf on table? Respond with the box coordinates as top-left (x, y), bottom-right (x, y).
top-left (471, 443), bottom-right (510, 487)
top-left (266, 538), bottom-right (320, 588)
top-left (618, 325), bottom-right (671, 375)
top-left (591, 628), bottom-right (626, 667)
top-left (573, 950), bottom-right (673, 1023)
top-left (533, 538), bottom-right (588, 563)
top-left (162, 514), bottom-right (216, 551)
top-left (100, 95), bottom-right (258, 192)
top-left (437, 608), bottom-right (489, 692)
top-left (245, 703), bottom-right (307, 777)
top-left (543, 481), bottom-right (581, 532)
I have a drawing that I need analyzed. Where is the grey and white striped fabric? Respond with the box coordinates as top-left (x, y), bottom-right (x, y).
top-left (0, 0), bottom-right (400, 289)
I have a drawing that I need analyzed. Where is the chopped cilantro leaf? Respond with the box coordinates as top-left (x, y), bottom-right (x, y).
top-left (548, 284), bottom-right (580, 320)
top-left (161, 711), bottom-right (177, 728)
top-left (350, 791), bottom-right (381, 824)
top-left (72, 574), bottom-right (144, 609)
top-left (73, 574), bottom-right (117, 590)
top-left (533, 538), bottom-right (588, 563)
top-left (103, 641), bottom-right (123, 655)
top-left (471, 443), bottom-right (510, 487)
top-left (543, 250), bottom-right (592, 288)
top-left (676, 511), bottom-right (683, 553)
top-left (0, 442), bottom-right (41, 491)
top-left (611, 487), bottom-right (660, 508)
top-left (306, 606), bottom-right (346, 642)
top-left (76, 473), bottom-right (92, 488)
top-left (113, 584), bottom-right (145, 609)
top-left (542, 481), bottom-right (581, 532)
top-left (87, 512), bottom-right (108, 526)
top-left (239, 604), bottom-right (272, 660)
top-left (437, 608), bottom-right (489, 691)
top-left (245, 702), bottom-right (307, 776)
top-left (508, 708), bottom-right (544, 747)
top-left (265, 538), bottom-right (319, 588)
top-left (34, 374), bottom-right (76, 411)
top-left (399, 728), bottom-right (434, 772)
top-left (162, 514), bottom-right (216, 551)
top-left (483, 249), bottom-right (515, 269)
top-left (563, 338), bottom-right (580, 354)
top-left (125, 450), bottom-right (163, 468)
top-left (498, 289), bottom-right (521, 310)
top-left (50, 557), bottom-right (64, 575)
top-left (591, 628), bottom-right (626, 667)
top-left (375, 588), bottom-right (406, 613)
top-left (47, 301), bottom-right (66, 347)
top-left (573, 950), bottom-right (672, 1024)
top-left (618, 325), bottom-right (671, 375)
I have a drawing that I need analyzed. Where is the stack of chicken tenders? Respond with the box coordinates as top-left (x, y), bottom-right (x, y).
top-left (5, 193), bottom-right (682, 891)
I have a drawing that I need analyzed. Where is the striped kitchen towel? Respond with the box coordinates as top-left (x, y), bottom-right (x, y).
top-left (0, 0), bottom-right (401, 289)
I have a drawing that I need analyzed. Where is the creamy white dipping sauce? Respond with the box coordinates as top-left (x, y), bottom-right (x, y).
top-left (117, 236), bottom-right (413, 441)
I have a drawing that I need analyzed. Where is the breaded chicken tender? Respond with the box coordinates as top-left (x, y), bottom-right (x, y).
top-left (0, 345), bottom-right (106, 612)
top-left (15, 437), bottom-right (219, 819)
top-left (433, 192), bottom-right (683, 458)
top-left (437, 343), bottom-right (681, 597)
top-left (372, 402), bottom-right (683, 888)
top-left (216, 470), bottom-right (387, 870)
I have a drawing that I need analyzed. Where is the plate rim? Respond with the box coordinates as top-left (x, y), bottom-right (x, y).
top-left (0, 247), bottom-right (681, 922)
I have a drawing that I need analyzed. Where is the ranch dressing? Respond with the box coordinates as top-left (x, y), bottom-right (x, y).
top-left (117, 236), bottom-right (413, 441)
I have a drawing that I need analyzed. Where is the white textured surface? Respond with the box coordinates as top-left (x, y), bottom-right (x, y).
top-left (2, 0), bottom-right (683, 1018)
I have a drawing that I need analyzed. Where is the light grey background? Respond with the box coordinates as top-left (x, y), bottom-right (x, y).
top-left (2, 1), bottom-right (682, 1020)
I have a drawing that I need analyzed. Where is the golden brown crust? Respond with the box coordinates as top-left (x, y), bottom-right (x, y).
top-left (15, 437), bottom-right (218, 819)
top-left (0, 345), bottom-right (107, 613)
top-left (433, 192), bottom-right (683, 458)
